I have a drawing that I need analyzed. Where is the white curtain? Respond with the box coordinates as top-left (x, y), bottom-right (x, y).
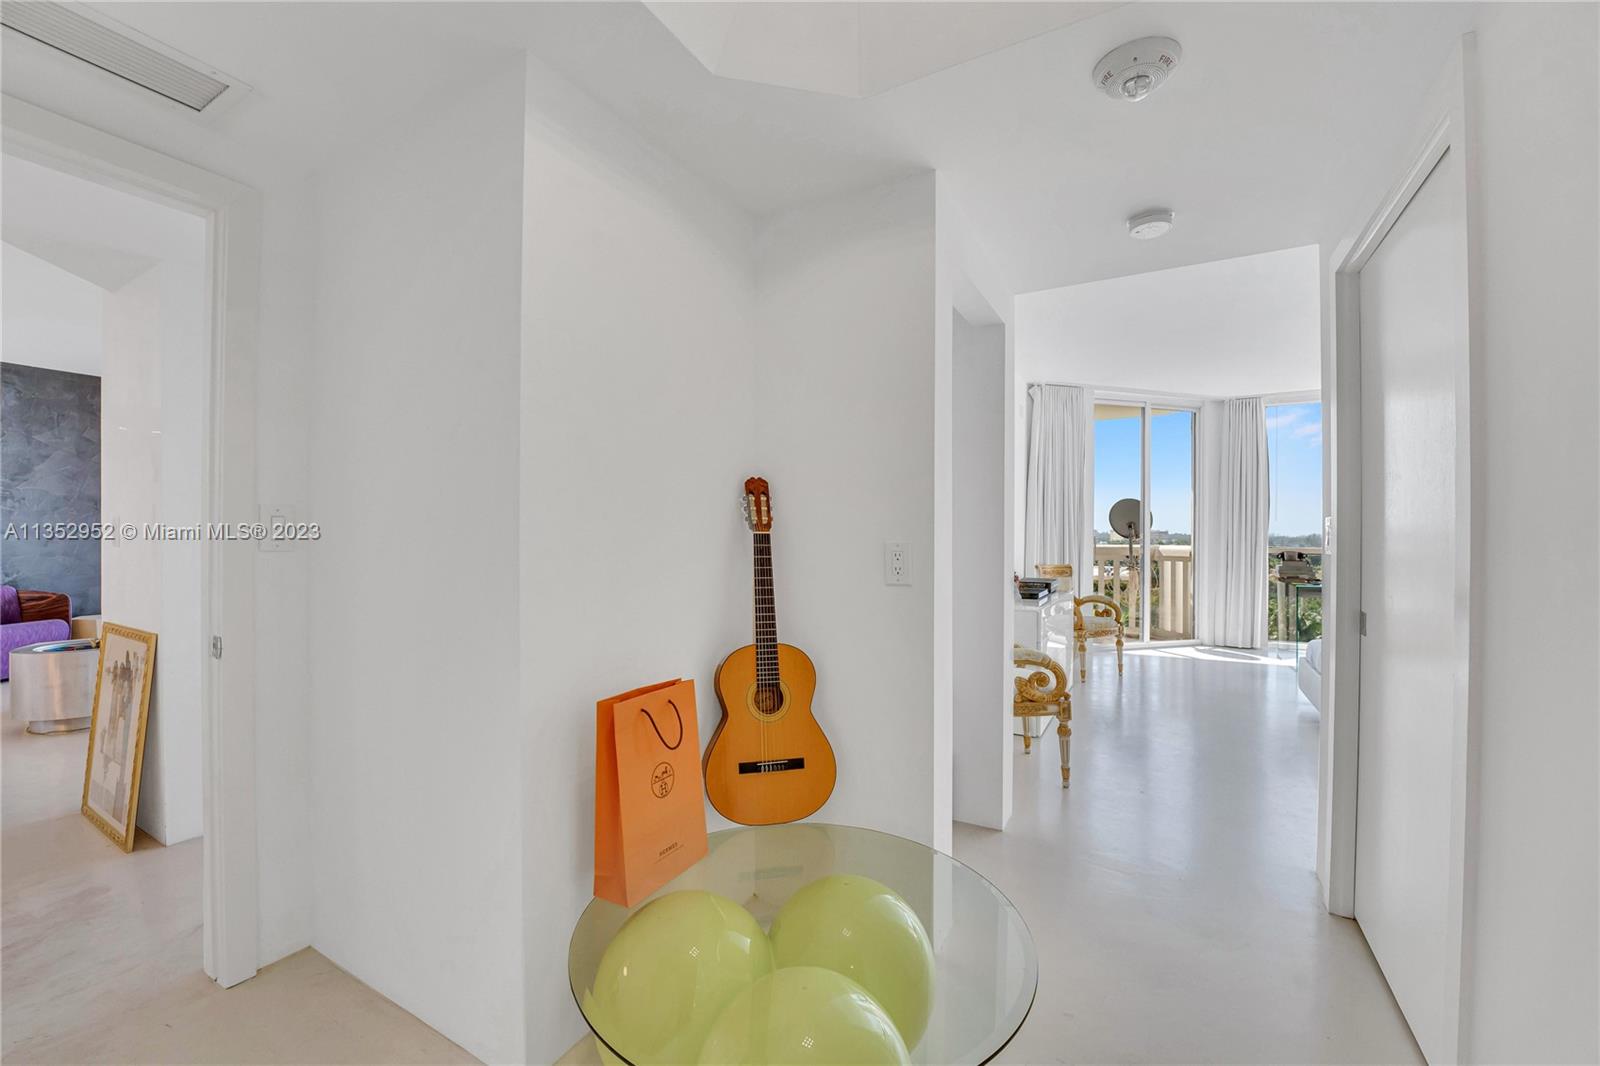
top-left (1023, 384), bottom-right (1093, 594)
top-left (1195, 397), bottom-right (1270, 648)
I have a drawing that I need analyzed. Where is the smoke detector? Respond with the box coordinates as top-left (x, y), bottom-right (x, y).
top-left (1128, 210), bottom-right (1175, 240)
top-left (1093, 37), bottom-right (1182, 102)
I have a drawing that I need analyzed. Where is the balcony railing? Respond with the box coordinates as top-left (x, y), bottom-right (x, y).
top-left (1089, 544), bottom-right (1193, 640)
top-left (1087, 544), bottom-right (1323, 642)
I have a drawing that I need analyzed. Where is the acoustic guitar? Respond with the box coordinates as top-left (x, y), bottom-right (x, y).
top-left (703, 477), bottom-right (837, 825)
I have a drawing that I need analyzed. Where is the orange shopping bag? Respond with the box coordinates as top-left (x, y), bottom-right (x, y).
top-left (594, 679), bottom-right (708, 907)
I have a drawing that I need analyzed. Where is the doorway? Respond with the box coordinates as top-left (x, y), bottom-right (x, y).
top-left (2, 98), bottom-right (262, 993)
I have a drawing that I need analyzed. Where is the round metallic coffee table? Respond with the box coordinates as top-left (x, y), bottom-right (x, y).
top-left (9, 638), bottom-right (99, 734)
top-left (569, 823), bottom-right (1037, 1065)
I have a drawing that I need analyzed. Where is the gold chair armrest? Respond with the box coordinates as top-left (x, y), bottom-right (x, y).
top-left (1073, 594), bottom-right (1123, 625)
top-left (1012, 644), bottom-right (1069, 703)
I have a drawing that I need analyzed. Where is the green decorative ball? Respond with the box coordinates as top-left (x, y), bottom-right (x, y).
top-left (768, 875), bottom-right (934, 1049)
top-left (697, 966), bottom-right (910, 1065)
top-left (589, 890), bottom-right (774, 1064)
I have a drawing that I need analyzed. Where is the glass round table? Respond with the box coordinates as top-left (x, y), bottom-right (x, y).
top-left (569, 823), bottom-right (1036, 1065)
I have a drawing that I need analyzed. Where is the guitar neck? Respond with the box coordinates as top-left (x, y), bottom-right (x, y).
top-left (753, 532), bottom-right (779, 685)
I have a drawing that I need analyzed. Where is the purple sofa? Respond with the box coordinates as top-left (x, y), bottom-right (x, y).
top-left (2, 586), bottom-right (71, 681)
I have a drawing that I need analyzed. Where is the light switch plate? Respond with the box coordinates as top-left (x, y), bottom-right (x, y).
top-left (259, 503), bottom-right (293, 552)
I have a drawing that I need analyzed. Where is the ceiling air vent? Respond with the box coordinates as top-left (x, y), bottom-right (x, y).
top-left (1, 1), bottom-right (240, 113)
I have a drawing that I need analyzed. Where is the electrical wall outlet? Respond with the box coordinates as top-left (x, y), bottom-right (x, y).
top-left (884, 541), bottom-right (911, 586)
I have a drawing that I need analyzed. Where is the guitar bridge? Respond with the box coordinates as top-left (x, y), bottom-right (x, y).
top-left (737, 757), bottom-right (806, 775)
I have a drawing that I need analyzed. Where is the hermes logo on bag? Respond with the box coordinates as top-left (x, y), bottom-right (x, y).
top-left (651, 761), bottom-right (675, 798)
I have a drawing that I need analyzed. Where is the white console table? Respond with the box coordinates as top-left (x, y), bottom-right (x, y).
top-left (1014, 593), bottom-right (1071, 739)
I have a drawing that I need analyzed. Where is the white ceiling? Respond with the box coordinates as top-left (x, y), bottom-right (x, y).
top-left (3, 153), bottom-right (203, 283)
top-left (1, 3), bottom-right (527, 190)
top-left (504, 1), bottom-right (1484, 292)
top-left (643, 2), bottom-right (1115, 98)
top-left (3, 2), bottom-right (1488, 294)
top-left (2, 242), bottom-right (104, 376)
top-left (1, 153), bottom-right (204, 376)
top-left (1015, 245), bottom-right (1322, 399)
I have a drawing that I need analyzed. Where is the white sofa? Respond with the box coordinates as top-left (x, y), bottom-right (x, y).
top-left (1297, 637), bottom-right (1323, 713)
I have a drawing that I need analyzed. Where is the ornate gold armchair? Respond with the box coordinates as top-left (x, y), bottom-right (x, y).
top-left (1035, 564), bottom-right (1125, 683)
top-left (1013, 644), bottom-right (1072, 788)
top-left (1072, 595), bottom-right (1125, 682)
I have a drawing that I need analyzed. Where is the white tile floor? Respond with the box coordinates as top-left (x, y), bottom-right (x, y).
top-left (5, 647), bottom-right (1419, 1064)
top-left (960, 644), bottom-right (1421, 1065)
top-left (0, 685), bottom-right (473, 1065)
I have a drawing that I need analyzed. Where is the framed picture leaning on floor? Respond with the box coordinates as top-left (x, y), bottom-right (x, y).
top-left (81, 624), bottom-right (157, 851)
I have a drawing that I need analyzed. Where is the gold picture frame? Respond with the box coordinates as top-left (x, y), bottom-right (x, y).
top-left (81, 623), bottom-right (157, 851)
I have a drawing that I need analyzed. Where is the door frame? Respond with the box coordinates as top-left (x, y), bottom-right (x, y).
top-left (1323, 34), bottom-right (1482, 1060)
top-left (3, 96), bottom-right (263, 988)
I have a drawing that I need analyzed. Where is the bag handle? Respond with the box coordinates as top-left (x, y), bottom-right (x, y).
top-left (639, 699), bottom-right (684, 751)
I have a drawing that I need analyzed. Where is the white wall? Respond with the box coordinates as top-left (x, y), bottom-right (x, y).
top-left (753, 173), bottom-right (943, 847)
top-left (1461, 8), bottom-right (1598, 1061)
top-left (152, 253), bottom-right (205, 848)
top-left (519, 56), bottom-right (756, 1059)
top-left (936, 180), bottom-right (1017, 839)
top-left (1, 242), bottom-right (103, 374)
top-left (517, 72), bottom-right (1008, 1055)
top-left (99, 245), bottom-right (207, 847)
top-left (99, 269), bottom-right (162, 643)
top-left (253, 181), bottom-right (315, 964)
top-left (950, 312), bottom-right (1010, 829)
top-left (307, 60), bottom-right (526, 1065)
top-left (1318, 11), bottom-right (1599, 1057)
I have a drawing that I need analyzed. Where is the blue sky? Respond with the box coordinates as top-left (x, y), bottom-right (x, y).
top-left (1091, 402), bottom-right (1322, 538)
top-left (1264, 402), bottom-right (1323, 539)
top-left (1093, 410), bottom-right (1193, 535)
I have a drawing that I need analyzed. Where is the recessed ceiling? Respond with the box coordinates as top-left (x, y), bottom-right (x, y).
top-left (644, 2), bottom-right (1117, 98)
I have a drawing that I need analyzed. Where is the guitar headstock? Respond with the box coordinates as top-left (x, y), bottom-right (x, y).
top-left (743, 477), bottom-right (773, 533)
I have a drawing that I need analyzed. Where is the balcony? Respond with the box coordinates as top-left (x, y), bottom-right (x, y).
top-left (1087, 544), bottom-right (1323, 643)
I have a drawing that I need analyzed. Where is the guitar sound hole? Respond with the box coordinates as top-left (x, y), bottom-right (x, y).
top-left (754, 687), bottom-right (785, 715)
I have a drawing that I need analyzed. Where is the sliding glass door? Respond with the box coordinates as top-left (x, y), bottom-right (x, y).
top-left (1093, 404), bottom-right (1144, 636)
top-left (1148, 408), bottom-right (1195, 641)
top-left (1091, 398), bottom-right (1197, 643)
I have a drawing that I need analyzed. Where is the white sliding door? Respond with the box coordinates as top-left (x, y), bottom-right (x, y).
top-left (1090, 399), bottom-right (1196, 643)
top-left (1353, 138), bottom-right (1472, 1063)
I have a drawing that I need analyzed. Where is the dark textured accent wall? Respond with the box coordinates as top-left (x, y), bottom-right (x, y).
top-left (1, 362), bottom-right (101, 614)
